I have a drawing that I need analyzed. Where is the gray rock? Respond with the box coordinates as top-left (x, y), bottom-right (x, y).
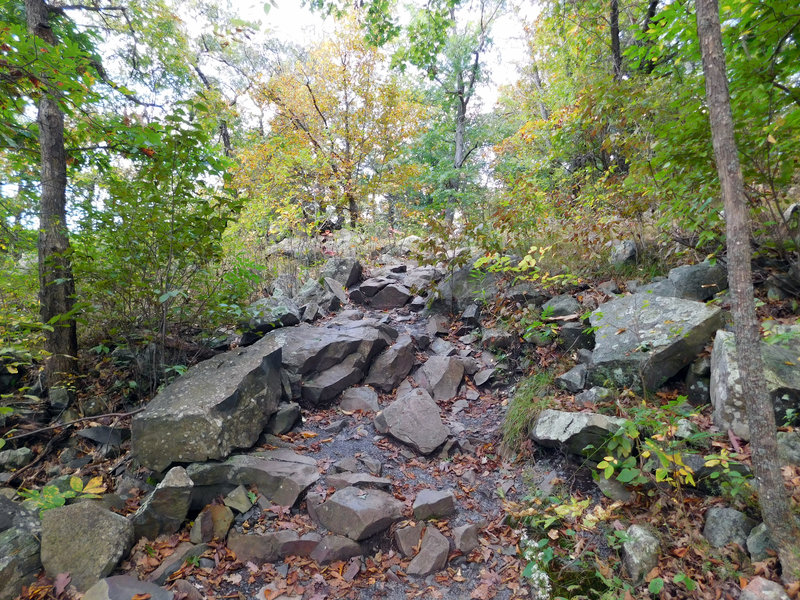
top-left (610, 240), bottom-right (637, 265)
top-left (310, 535), bottom-right (362, 564)
top-left (77, 426), bottom-right (126, 448)
top-left (327, 473), bottom-right (392, 491)
top-left (430, 337), bottom-right (456, 356)
top-left (324, 277), bottom-right (349, 305)
top-left (41, 502), bottom-right (135, 591)
top-left (131, 335), bottom-right (282, 471)
top-left (710, 328), bottom-right (800, 440)
top-left (360, 277), bottom-right (394, 297)
top-left (503, 282), bottom-right (549, 306)
top-left (187, 451), bottom-right (319, 508)
top-left (667, 261), bottom-right (728, 301)
top-left (542, 294), bottom-right (581, 318)
top-left (315, 486), bottom-right (404, 541)
top-left (589, 294), bottom-right (723, 392)
top-left (364, 335), bottom-right (415, 392)
top-left (595, 476), bottom-right (633, 502)
top-left (371, 284), bottom-right (411, 310)
top-left (48, 386), bottom-right (73, 411)
top-left (301, 352), bottom-right (367, 406)
top-left (333, 457), bottom-right (382, 476)
top-left (453, 523), bottom-right (479, 554)
top-left (461, 304), bottom-right (481, 327)
top-left (577, 349), bottom-right (594, 364)
top-left (778, 431), bottom-right (800, 465)
top-left (559, 322), bottom-right (594, 351)
top-left (433, 262), bottom-right (502, 311)
top-left (402, 266), bottom-right (437, 292)
top-left (597, 280), bottom-right (620, 295)
top-left (281, 532), bottom-right (322, 558)
top-left (242, 296), bottom-right (301, 337)
top-left (427, 315), bottom-right (449, 336)
top-left (340, 387), bottom-right (381, 412)
top-left (83, 576), bottom-right (171, 600)
top-left (530, 409), bottom-right (625, 458)
top-left (747, 523), bottom-right (776, 562)
top-left (0, 448), bottom-right (32, 471)
top-left (146, 542), bottom-right (207, 585)
top-left (0, 527), bottom-right (40, 600)
top-left (223, 485), bottom-right (253, 514)
top-left (0, 496), bottom-right (39, 536)
top-left (407, 526), bottom-right (449, 576)
top-left (622, 525), bottom-right (659, 582)
top-left (480, 328), bottom-right (516, 350)
top-left (740, 577), bottom-right (791, 600)
top-left (374, 388), bottom-right (449, 455)
top-left (170, 580), bottom-right (204, 600)
top-left (321, 258), bottom-right (362, 288)
top-left (131, 466), bottom-right (193, 540)
top-left (190, 504), bottom-right (234, 543)
top-left (574, 387), bottom-right (611, 406)
top-left (638, 278), bottom-right (678, 297)
top-left (395, 523), bottom-right (424, 556)
top-left (419, 356), bottom-right (464, 402)
top-left (227, 529), bottom-right (299, 563)
top-left (266, 402), bottom-right (301, 435)
top-left (413, 489), bottom-right (456, 520)
top-left (556, 364), bottom-right (587, 393)
top-left (703, 506), bottom-right (757, 548)
top-left (474, 369), bottom-right (495, 387)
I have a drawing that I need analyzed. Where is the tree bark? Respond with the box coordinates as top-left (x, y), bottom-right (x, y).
top-left (696, 0), bottom-right (800, 582)
top-left (610, 0), bottom-right (623, 80)
top-left (25, 0), bottom-right (78, 390)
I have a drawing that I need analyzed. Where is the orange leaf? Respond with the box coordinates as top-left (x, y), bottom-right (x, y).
top-left (672, 546), bottom-right (688, 558)
top-left (132, 595), bottom-right (152, 600)
top-left (739, 576), bottom-right (748, 589)
top-left (301, 432), bottom-right (318, 439)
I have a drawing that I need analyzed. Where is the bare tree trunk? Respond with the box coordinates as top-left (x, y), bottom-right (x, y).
top-left (696, 0), bottom-right (800, 583)
top-left (610, 0), bottom-right (622, 80)
top-left (26, 0), bottom-right (78, 390)
top-left (530, 57), bottom-right (550, 121)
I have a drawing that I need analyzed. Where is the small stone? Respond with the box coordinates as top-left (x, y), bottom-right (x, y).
top-left (340, 387), bottom-right (380, 413)
top-left (170, 580), bottom-right (204, 600)
top-left (310, 535), bottom-right (362, 564)
top-left (266, 402), bottom-right (301, 435)
top-left (395, 523), bottom-right (424, 557)
top-left (315, 487), bottom-right (404, 541)
top-left (223, 485), bottom-right (254, 514)
top-left (703, 506), bottom-right (757, 548)
top-left (453, 524), bottom-right (479, 554)
top-left (226, 529), bottom-right (299, 564)
top-left (412, 489), bottom-right (456, 520)
top-left (622, 524), bottom-right (660, 582)
top-left (473, 369), bottom-right (495, 387)
top-left (556, 364), bottom-right (587, 393)
top-left (407, 526), bottom-right (449, 576)
top-left (0, 448), bottom-right (32, 471)
top-left (281, 532), bottom-right (322, 558)
top-left (131, 466), bottom-right (193, 541)
top-left (740, 577), bottom-right (790, 600)
top-left (190, 504), bottom-right (234, 543)
top-left (747, 523), bottom-right (776, 562)
top-left (323, 419), bottom-right (348, 434)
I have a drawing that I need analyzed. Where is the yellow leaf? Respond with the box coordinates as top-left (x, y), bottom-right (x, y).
top-left (69, 476), bottom-right (83, 492)
top-left (301, 432), bottom-right (318, 439)
top-left (81, 476), bottom-right (106, 495)
top-left (767, 134), bottom-right (777, 144)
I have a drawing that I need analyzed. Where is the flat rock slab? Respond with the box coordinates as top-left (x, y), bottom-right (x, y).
top-left (589, 294), bottom-right (723, 391)
top-left (227, 529), bottom-right (300, 563)
top-left (41, 502), bottom-right (135, 592)
top-left (420, 356), bottom-right (464, 403)
top-left (186, 451), bottom-right (319, 508)
top-left (371, 284), bottom-right (411, 309)
top-left (315, 486), bottom-right (404, 541)
top-left (530, 409), bottom-right (625, 458)
top-left (374, 387), bottom-right (449, 455)
top-left (83, 576), bottom-right (171, 600)
top-left (711, 327), bottom-right (800, 440)
top-left (132, 336), bottom-right (282, 471)
top-left (407, 526), bottom-right (449, 576)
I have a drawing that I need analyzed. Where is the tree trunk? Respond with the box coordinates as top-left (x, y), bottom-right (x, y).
top-left (610, 0), bottom-right (622, 80)
top-left (25, 0), bottom-right (78, 390)
top-left (696, 0), bottom-right (800, 582)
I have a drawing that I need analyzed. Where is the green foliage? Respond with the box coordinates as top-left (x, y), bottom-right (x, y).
top-left (19, 475), bottom-right (106, 515)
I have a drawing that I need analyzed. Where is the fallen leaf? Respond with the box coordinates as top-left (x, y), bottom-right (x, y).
top-left (132, 595), bottom-right (152, 600)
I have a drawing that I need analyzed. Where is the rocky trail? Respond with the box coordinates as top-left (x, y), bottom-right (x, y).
top-left (3, 249), bottom-right (800, 600)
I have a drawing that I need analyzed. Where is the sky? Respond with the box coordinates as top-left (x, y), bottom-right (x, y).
top-left (241, 0), bottom-right (535, 109)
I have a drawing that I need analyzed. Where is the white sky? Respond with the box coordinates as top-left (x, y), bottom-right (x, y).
top-left (239, 0), bottom-right (535, 109)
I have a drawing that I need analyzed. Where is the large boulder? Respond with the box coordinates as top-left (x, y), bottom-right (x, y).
top-left (41, 502), bottom-right (135, 592)
top-left (710, 327), bottom-right (800, 440)
top-left (314, 486), bottom-right (404, 541)
top-left (432, 261), bottom-right (502, 311)
top-left (667, 261), bottom-right (728, 301)
top-left (0, 528), bottom-right (40, 600)
top-left (320, 257), bottom-right (362, 288)
top-left (419, 356), bottom-right (464, 402)
top-left (588, 294), bottom-right (723, 391)
top-left (131, 466), bottom-right (193, 540)
top-left (530, 409), bottom-right (625, 457)
top-left (241, 295), bottom-right (301, 340)
top-left (132, 335), bottom-right (282, 472)
top-left (374, 387), bottom-right (449, 455)
top-left (186, 450), bottom-right (319, 508)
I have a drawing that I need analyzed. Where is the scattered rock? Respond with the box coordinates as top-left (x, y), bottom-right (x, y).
top-left (190, 504), bottom-right (234, 543)
top-left (131, 466), bottom-right (193, 540)
top-left (703, 506), bottom-right (757, 548)
top-left (242, 296), bottom-right (301, 339)
top-left (710, 327), bottom-right (800, 440)
top-left (131, 335), bottom-right (282, 471)
top-left (364, 335), bottom-right (415, 392)
top-left (461, 304), bottom-right (481, 327)
top-left (413, 490), bottom-right (456, 520)
top-left (667, 261), bottom-right (728, 301)
top-left (146, 542), bottom-right (208, 585)
top-left (324, 277), bottom-right (349, 305)
top-left (474, 369), bottom-right (495, 387)
top-left (187, 451), bottom-right (319, 508)
top-left (622, 524), bottom-right (660, 582)
top-left (419, 356), bottom-right (464, 402)
top-left (371, 284), bottom-right (412, 309)
top-left (778, 431), bottom-right (800, 465)
top-left (574, 386), bottom-right (611, 406)
top-left (169, 580), bottom-right (204, 600)
top-left (610, 240), bottom-right (637, 265)
top-left (589, 294), bottom-right (723, 391)
top-left (747, 523), bottom-right (776, 562)
top-left (395, 523), bottom-right (425, 557)
top-left (556, 364), bottom-right (587, 393)
top-left (320, 258), bottom-right (363, 288)
top-left (430, 337), bottom-right (456, 356)
top-left (597, 280), bottom-right (620, 295)
top-left (315, 486), bottom-right (404, 541)
top-left (227, 529), bottom-right (299, 563)
top-left (530, 409), bottom-right (625, 458)
top-left (41, 502), bottom-right (135, 591)
top-left (83, 576), bottom-right (171, 600)
top-left (374, 388), bottom-right (449, 455)
top-left (433, 261), bottom-right (501, 311)
top-left (0, 448), bottom-right (32, 471)
top-left (223, 485), bottom-right (253, 514)
top-left (266, 402), bottom-right (301, 435)
top-left (361, 277), bottom-right (394, 297)
top-left (310, 535), bottom-right (362, 564)
top-left (0, 527), bottom-right (40, 600)
top-left (340, 387), bottom-right (381, 412)
top-left (542, 294), bottom-right (581, 318)
top-left (595, 476), bottom-right (633, 503)
top-left (281, 532), bottom-right (322, 558)
top-left (740, 577), bottom-right (791, 600)
top-left (559, 322), bottom-right (594, 351)
top-left (302, 353), bottom-right (366, 406)
top-left (453, 523), bottom-right (479, 554)
top-left (407, 526), bottom-right (449, 576)
top-left (480, 328), bottom-right (516, 350)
